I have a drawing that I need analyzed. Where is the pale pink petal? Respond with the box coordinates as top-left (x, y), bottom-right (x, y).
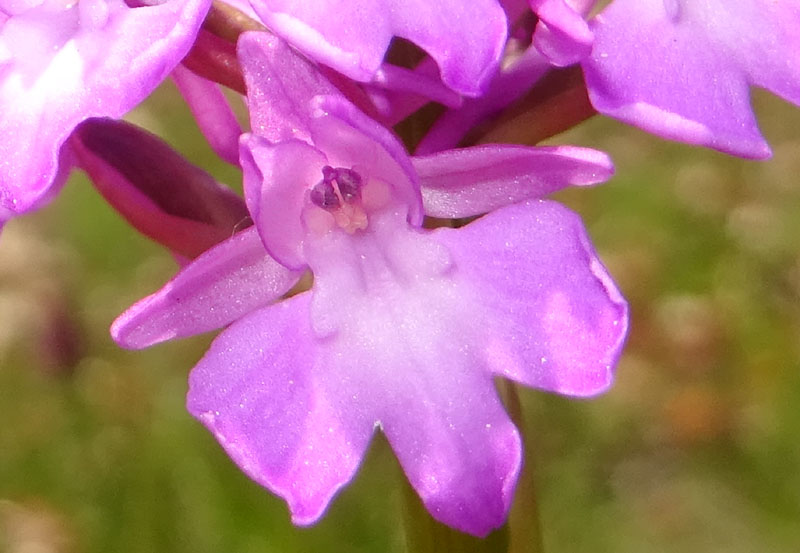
top-left (240, 134), bottom-right (328, 270)
top-left (0, 0), bottom-right (42, 16)
top-left (583, 0), bottom-right (800, 158)
top-left (112, 227), bottom-right (301, 349)
top-left (187, 293), bottom-right (375, 524)
top-left (0, 0), bottom-right (211, 214)
top-left (238, 31), bottom-right (337, 143)
top-left (248, 0), bottom-right (507, 96)
top-left (414, 144), bottom-right (613, 218)
top-left (172, 65), bottom-right (243, 166)
top-left (435, 200), bottom-right (628, 396)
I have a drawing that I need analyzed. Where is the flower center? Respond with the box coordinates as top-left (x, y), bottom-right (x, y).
top-left (305, 165), bottom-right (391, 235)
top-left (310, 166), bottom-right (362, 209)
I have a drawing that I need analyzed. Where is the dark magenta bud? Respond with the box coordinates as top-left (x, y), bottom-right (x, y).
top-left (71, 118), bottom-right (250, 259)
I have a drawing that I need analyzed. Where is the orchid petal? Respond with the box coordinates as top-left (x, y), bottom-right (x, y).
top-left (247, 0), bottom-right (508, 96)
top-left (380, 370), bottom-right (521, 536)
top-left (582, 0), bottom-right (800, 158)
top-left (187, 293), bottom-right (375, 525)
top-left (238, 31), bottom-right (337, 144)
top-left (301, 209), bottom-right (524, 535)
top-left (436, 199), bottom-right (628, 396)
top-left (531, 0), bottom-right (594, 66)
top-left (240, 133), bottom-right (327, 270)
top-left (172, 65), bottom-right (243, 166)
top-left (0, 0), bottom-right (41, 16)
top-left (0, 0), bottom-right (211, 214)
top-left (414, 144), bottom-right (613, 218)
top-left (112, 227), bottom-right (301, 349)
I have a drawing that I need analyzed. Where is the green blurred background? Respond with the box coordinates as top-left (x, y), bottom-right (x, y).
top-left (1, 84), bottom-right (799, 552)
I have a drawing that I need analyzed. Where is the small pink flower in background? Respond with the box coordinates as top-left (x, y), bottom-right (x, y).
top-left (582, 0), bottom-right (800, 158)
top-left (112, 33), bottom-right (628, 535)
top-left (0, 0), bottom-right (210, 217)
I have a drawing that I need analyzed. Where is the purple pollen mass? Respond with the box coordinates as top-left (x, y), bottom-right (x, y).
top-left (314, 165), bottom-right (363, 207)
top-left (304, 165), bottom-right (380, 235)
top-left (309, 179), bottom-right (341, 210)
top-left (324, 166), bottom-right (363, 202)
top-left (308, 166), bottom-right (371, 233)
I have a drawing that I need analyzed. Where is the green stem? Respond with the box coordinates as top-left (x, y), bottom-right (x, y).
top-left (474, 65), bottom-right (596, 147)
top-left (501, 381), bottom-right (545, 553)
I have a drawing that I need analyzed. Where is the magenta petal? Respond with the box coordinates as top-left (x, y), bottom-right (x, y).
top-left (187, 293), bottom-right (374, 524)
top-left (238, 31), bottom-right (337, 143)
top-left (240, 133), bottom-right (328, 269)
top-left (381, 372), bottom-right (521, 536)
top-left (172, 65), bottom-right (242, 166)
top-left (414, 144), bottom-right (613, 218)
top-left (436, 200), bottom-right (628, 396)
top-left (0, 0), bottom-right (40, 15)
top-left (0, 0), bottom-right (211, 214)
top-left (372, 63), bottom-right (462, 108)
top-left (582, 0), bottom-right (800, 158)
top-left (531, 0), bottom-right (594, 66)
top-left (248, 0), bottom-right (507, 96)
top-left (112, 227), bottom-right (301, 349)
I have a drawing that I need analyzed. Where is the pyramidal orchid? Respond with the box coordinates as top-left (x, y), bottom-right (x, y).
top-left (581, 0), bottom-right (800, 158)
top-left (112, 32), bottom-right (628, 536)
top-left (0, 0), bottom-right (210, 217)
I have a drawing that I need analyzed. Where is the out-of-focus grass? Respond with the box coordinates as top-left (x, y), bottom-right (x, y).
top-left (1, 84), bottom-right (800, 552)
